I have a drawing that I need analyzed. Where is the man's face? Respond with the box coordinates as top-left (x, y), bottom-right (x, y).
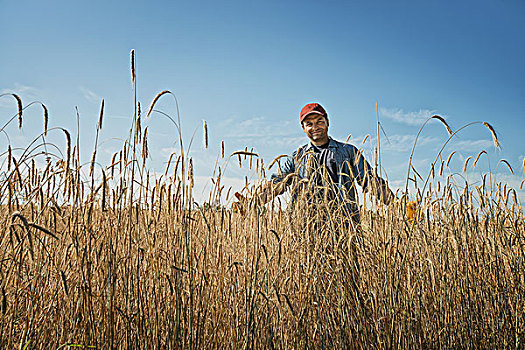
top-left (302, 114), bottom-right (329, 145)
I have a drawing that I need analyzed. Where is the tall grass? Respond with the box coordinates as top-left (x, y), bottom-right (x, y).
top-left (0, 62), bottom-right (523, 349)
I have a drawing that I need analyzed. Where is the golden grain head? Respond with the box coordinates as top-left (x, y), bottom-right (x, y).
top-left (90, 149), bottom-right (97, 176)
top-left (431, 115), bottom-right (453, 135)
top-left (483, 121), bottom-right (499, 148)
top-left (12, 93), bottom-right (23, 129)
top-left (62, 128), bottom-right (71, 168)
top-left (135, 112), bottom-right (142, 144)
top-left (101, 170), bottom-right (107, 211)
top-left (7, 145), bottom-right (12, 171)
top-left (446, 151), bottom-right (456, 167)
top-left (499, 159), bottom-right (514, 175)
top-left (268, 154), bottom-right (288, 170)
top-left (463, 156), bottom-right (472, 173)
top-left (98, 99), bottom-right (104, 130)
top-left (40, 103), bottom-right (49, 136)
top-left (231, 150), bottom-right (259, 157)
top-left (0, 76), bottom-right (521, 350)
top-left (130, 49), bottom-right (136, 84)
top-left (188, 158), bottom-right (193, 180)
top-left (203, 120), bottom-right (208, 149)
top-left (142, 126), bottom-right (149, 162)
top-left (146, 90), bottom-right (171, 118)
top-left (473, 150), bottom-right (487, 168)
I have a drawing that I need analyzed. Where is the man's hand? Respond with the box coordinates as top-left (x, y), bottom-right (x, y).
top-left (406, 200), bottom-right (420, 222)
top-left (232, 182), bottom-right (286, 215)
top-left (232, 192), bottom-right (248, 215)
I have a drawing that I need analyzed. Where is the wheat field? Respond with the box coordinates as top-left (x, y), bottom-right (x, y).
top-left (0, 58), bottom-right (523, 349)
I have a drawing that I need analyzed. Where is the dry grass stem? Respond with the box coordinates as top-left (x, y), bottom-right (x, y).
top-left (0, 71), bottom-right (522, 350)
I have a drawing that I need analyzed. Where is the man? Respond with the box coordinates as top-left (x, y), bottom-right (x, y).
top-left (237, 102), bottom-right (393, 226)
top-left (234, 102), bottom-right (396, 295)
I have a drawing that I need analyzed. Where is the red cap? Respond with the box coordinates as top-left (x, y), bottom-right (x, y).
top-left (300, 103), bottom-right (328, 123)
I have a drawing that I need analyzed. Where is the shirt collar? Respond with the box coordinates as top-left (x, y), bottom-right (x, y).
top-left (306, 136), bottom-right (336, 150)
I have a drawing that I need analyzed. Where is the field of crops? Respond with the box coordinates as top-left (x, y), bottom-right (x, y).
top-left (1, 59), bottom-right (523, 349)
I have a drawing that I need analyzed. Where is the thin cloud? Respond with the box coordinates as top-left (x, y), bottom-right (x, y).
top-left (79, 86), bottom-right (101, 103)
top-left (193, 175), bottom-right (247, 204)
top-left (220, 116), bottom-right (302, 147)
top-left (0, 84), bottom-right (41, 108)
top-left (463, 171), bottom-right (525, 206)
top-left (380, 107), bottom-right (437, 126)
top-left (386, 134), bottom-right (440, 152)
top-left (0, 84), bottom-right (39, 96)
top-left (106, 114), bottom-right (132, 120)
top-left (351, 133), bottom-right (440, 152)
top-left (451, 139), bottom-right (494, 151)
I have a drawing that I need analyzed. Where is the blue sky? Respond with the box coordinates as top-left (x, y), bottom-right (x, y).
top-left (1, 0), bottom-right (524, 204)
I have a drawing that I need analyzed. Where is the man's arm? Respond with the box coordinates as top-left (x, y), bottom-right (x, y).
top-left (254, 180), bottom-right (288, 205)
top-left (234, 155), bottom-right (295, 212)
top-left (350, 146), bottom-right (394, 205)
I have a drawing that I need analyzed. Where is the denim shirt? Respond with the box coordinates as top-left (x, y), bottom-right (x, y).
top-left (270, 137), bottom-right (387, 219)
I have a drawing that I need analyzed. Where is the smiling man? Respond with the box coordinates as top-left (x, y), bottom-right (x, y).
top-left (244, 102), bottom-right (394, 225)
top-left (233, 102), bottom-right (395, 284)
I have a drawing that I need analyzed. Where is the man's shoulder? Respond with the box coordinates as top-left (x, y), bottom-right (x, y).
top-left (329, 138), bottom-right (357, 152)
top-left (289, 138), bottom-right (358, 156)
top-left (291, 142), bottom-right (311, 156)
